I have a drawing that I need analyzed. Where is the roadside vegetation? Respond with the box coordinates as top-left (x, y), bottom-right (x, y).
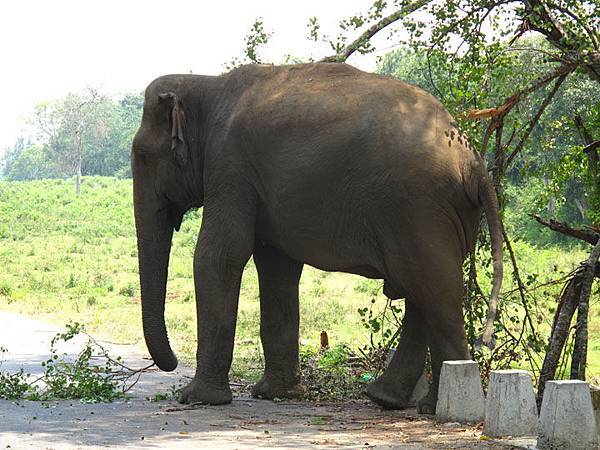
top-left (0, 322), bottom-right (146, 402)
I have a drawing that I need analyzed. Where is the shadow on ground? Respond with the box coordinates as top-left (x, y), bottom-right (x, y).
top-left (0, 311), bottom-right (527, 449)
top-left (0, 396), bottom-right (520, 449)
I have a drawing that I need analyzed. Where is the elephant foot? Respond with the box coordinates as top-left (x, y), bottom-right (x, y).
top-left (416, 389), bottom-right (437, 415)
top-left (365, 378), bottom-right (410, 410)
top-left (251, 376), bottom-right (305, 400)
top-left (178, 378), bottom-right (232, 405)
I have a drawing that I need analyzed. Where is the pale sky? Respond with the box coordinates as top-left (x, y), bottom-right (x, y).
top-left (0, 0), bottom-right (397, 153)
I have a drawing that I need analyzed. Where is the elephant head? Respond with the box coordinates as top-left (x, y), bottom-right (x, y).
top-left (131, 75), bottom-right (215, 371)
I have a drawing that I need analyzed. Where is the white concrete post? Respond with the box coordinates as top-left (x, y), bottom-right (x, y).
top-left (537, 380), bottom-right (598, 450)
top-left (483, 370), bottom-right (538, 438)
top-left (409, 371), bottom-right (430, 406)
top-left (436, 360), bottom-right (485, 423)
top-left (592, 387), bottom-right (600, 443)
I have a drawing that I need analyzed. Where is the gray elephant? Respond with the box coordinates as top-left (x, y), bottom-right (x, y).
top-left (131, 62), bottom-right (502, 414)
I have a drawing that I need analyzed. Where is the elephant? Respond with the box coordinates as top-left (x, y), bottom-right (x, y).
top-left (131, 62), bottom-right (503, 414)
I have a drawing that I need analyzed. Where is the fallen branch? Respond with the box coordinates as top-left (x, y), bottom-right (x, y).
top-left (532, 215), bottom-right (600, 245)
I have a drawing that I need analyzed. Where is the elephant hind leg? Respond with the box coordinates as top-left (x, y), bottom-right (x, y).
top-left (251, 243), bottom-right (304, 400)
top-left (369, 231), bottom-right (469, 414)
top-left (411, 266), bottom-right (470, 414)
top-left (365, 300), bottom-right (428, 409)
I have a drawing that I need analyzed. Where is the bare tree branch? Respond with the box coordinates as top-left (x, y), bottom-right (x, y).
top-left (502, 227), bottom-right (539, 345)
top-left (320, 0), bottom-right (434, 63)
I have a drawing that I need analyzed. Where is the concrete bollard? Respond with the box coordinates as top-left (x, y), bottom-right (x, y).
top-left (483, 370), bottom-right (538, 438)
top-left (409, 371), bottom-right (430, 406)
top-left (436, 360), bottom-right (485, 423)
top-left (537, 380), bottom-right (598, 450)
top-left (590, 386), bottom-right (600, 443)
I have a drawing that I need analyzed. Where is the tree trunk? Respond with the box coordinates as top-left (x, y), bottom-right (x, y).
top-left (76, 155), bottom-right (82, 195)
top-left (536, 240), bottom-right (600, 408)
top-left (75, 130), bottom-right (82, 196)
top-left (536, 273), bottom-right (581, 408)
top-left (574, 198), bottom-right (587, 220)
top-left (543, 178), bottom-right (556, 215)
top-left (570, 238), bottom-right (600, 380)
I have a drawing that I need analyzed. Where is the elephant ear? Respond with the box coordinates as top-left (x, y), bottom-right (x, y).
top-left (158, 92), bottom-right (187, 166)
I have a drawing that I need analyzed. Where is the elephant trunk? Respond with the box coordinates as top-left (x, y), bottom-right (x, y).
top-left (131, 133), bottom-right (180, 371)
top-left (137, 236), bottom-right (178, 371)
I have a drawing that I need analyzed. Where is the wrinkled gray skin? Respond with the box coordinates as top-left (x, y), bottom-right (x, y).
top-left (132, 63), bottom-right (503, 413)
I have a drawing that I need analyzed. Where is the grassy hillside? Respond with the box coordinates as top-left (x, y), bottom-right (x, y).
top-left (0, 177), bottom-right (597, 381)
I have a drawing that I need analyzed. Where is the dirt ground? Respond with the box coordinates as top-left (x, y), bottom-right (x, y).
top-left (0, 311), bottom-right (533, 449)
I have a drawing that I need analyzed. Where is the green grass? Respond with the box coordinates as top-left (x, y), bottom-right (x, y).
top-left (0, 176), bottom-right (597, 382)
top-left (0, 177), bottom-right (389, 382)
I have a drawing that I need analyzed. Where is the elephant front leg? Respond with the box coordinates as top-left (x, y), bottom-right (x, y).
top-left (251, 243), bottom-right (304, 400)
top-left (179, 205), bottom-right (255, 405)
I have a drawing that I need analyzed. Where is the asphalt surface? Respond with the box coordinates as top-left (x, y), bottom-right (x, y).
top-left (0, 311), bottom-right (535, 449)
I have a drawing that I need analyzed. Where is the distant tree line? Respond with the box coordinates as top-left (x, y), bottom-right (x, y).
top-left (2, 90), bottom-right (143, 188)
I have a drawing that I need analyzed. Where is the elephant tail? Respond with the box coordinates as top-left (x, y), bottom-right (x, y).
top-left (477, 164), bottom-right (504, 350)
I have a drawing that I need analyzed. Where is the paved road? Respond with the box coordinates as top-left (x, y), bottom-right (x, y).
top-left (0, 312), bottom-right (533, 449)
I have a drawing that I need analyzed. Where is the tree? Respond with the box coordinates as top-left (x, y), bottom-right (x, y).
top-left (2, 91), bottom-right (143, 185)
top-left (36, 88), bottom-right (106, 194)
top-left (1, 137), bottom-right (56, 181)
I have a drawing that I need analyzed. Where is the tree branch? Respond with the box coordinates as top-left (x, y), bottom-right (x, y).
top-left (502, 227), bottom-right (539, 345)
top-left (466, 63), bottom-right (575, 126)
top-left (523, 0), bottom-right (600, 82)
top-left (546, 1), bottom-right (600, 52)
top-left (505, 73), bottom-right (568, 167)
top-left (320, 0), bottom-right (434, 63)
top-left (532, 215), bottom-right (600, 245)
top-left (583, 141), bottom-right (600, 154)
top-left (523, 0), bottom-right (570, 49)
